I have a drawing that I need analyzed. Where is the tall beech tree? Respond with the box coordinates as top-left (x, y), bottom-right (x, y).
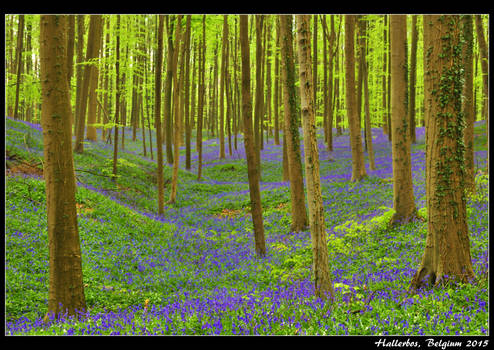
top-left (265, 19), bottom-right (272, 146)
top-left (386, 16), bottom-right (392, 142)
top-left (24, 17), bottom-right (35, 122)
top-left (312, 15), bottom-right (318, 115)
top-left (219, 15), bottom-right (228, 159)
top-left (474, 15), bottom-right (488, 172)
top-left (360, 16), bottom-right (376, 170)
top-left (13, 15), bottom-right (25, 120)
top-left (154, 15), bottom-right (165, 214)
top-left (356, 16), bottom-right (365, 131)
top-left (164, 15), bottom-right (175, 165)
top-left (225, 28), bottom-right (234, 157)
top-left (474, 15), bottom-right (488, 123)
top-left (462, 15), bottom-right (475, 192)
top-left (184, 17), bottom-right (192, 170)
top-left (409, 15), bottom-right (418, 144)
top-left (232, 18), bottom-right (241, 151)
top-left (101, 18), bottom-right (111, 142)
top-left (66, 15), bottom-right (75, 86)
top-left (390, 15), bottom-right (416, 224)
top-left (254, 15), bottom-right (264, 170)
top-left (334, 23), bottom-right (342, 137)
top-left (74, 14), bottom-right (103, 153)
top-left (74, 15), bottom-right (85, 135)
top-left (6, 15), bottom-right (15, 117)
top-left (40, 14), bottom-right (86, 320)
top-left (295, 15), bottom-right (334, 301)
top-left (411, 15), bottom-right (475, 289)
top-left (239, 14), bottom-right (266, 258)
top-left (279, 14), bottom-right (308, 232)
top-left (169, 15), bottom-right (185, 205)
top-left (320, 15), bottom-right (338, 152)
top-left (196, 15), bottom-right (206, 181)
top-left (86, 21), bottom-right (103, 142)
top-left (260, 18), bottom-right (267, 149)
top-left (112, 15), bottom-right (121, 181)
top-left (273, 18), bottom-right (281, 146)
top-left (344, 15), bottom-right (367, 182)
top-left (382, 15), bottom-right (389, 136)
top-left (210, 39), bottom-right (219, 138)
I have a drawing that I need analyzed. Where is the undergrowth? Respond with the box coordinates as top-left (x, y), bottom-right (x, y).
top-left (5, 117), bottom-right (488, 335)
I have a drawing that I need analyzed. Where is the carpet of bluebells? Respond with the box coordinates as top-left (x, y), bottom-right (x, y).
top-left (5, 116), bottom-right (488, 335)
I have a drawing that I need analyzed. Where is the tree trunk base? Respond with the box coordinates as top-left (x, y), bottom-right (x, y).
top-left (410, 264), bottom-right (476, 292)
top-left (351, 174), bottom-right (367, 183)
top-left (290, 222), bottom-right (309, 233)
top-left (389, 209), bottom-right (418, 227)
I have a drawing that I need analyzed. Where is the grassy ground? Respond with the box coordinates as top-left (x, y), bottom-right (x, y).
top-left (5, 117), bottom-right (488, 335)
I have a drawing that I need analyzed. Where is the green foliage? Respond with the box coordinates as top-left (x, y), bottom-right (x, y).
top-left (88, 122), bottom-right (124, 130)
top-left (333, 206), bottom-right (395, 237)
top-left (418, 207), bottom-right (427, 220)
top-left (269, 247), bottom-right (312, 285)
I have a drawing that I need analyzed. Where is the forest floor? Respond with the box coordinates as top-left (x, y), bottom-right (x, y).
top-left (5, 117), bottom-right (489, 335)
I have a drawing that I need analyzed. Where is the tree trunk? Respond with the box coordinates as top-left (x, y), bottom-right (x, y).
top-left (335, 28), bottom-right (342, 137)
top-left (24, 17), bottom-right (34, 122)
top-left (265, 20), bottom-right (273, 144)
top-left (131, 23), bottom-right (141, 143)
top-left (382, 15), bottom-right (388, 135)
top-left (239, 15), bottom-right (266, 258)
top-left (462, 15), bottom-right (475, 192)
top-left (169, 15), bottom-right (184, 205)
top-left (40, 14), bottom-right (86, 320)
top-left (361, 18), bottom-right (376, 171)
top-left (344, 15), bottom-right (367, 182)
top-left (191, 41), bottom-right (197, 133)
top-left (273, 18), bottom-right (281, 146)
top-left (254, 15), bottom-right (264, 170)
top-left (409, 15), bottom-right (418, 144)
top-left (184, 16), bottom-right (192, 170)
top-left (387, 16), bottom-right (392, 142)
top-left (261, 20), bottom-right (267, 149)
top-left (411, 15), bottom-right (475, 289)
top-left (233, 18), bottom-right (241, 150)
top-left (474, 15), bottom-right (488, 173)
top-left (7, 15), bottom-right (15, 117)
top-left (312, 15), bottom-right (318, 118)
top-left (13, 15), bottom-right (25, 120)
top-left (120, 43), bottom-right (128, 151)
top-left (66, 15), bottom-right (75, 86)
top-left (321, 15), bottom-right (336, 152)
top-left (225, 36), bottom-right (234, 157)
top-left (356, 16), bottom-right (364, 133)
top-left (390, 15), bottom-right (416, 225)
top-left (74, 15), bottom-right (103, 153)
top-left (197, 16), bottom-right (206, 181)
top-left (144, 55), bottom-right (154, 160)
top-left (102, 19), bottom-right (110, 142)
top-left (295, 15), bottom-right (334, 302)
top-left (86, 27), bottom-right (102, 142)
top-left (282, 133), bottom-right (289, 181)
top-left (164, 16), bottom-right (175, 165)
top-left (155, 15), bottom-right (165, 214)
top-left (279, 15), bottom-right (309, 232)
top-left (219, 15), bottom-right (228, 159)
top-left (211, 40), bottom-right (219, 138)
top-left (112, 15), bottom-right (121, 181)
top-left (74, 15), bottom-right (85, 136)
top-left (140, 90), bottom-right (147, 157)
